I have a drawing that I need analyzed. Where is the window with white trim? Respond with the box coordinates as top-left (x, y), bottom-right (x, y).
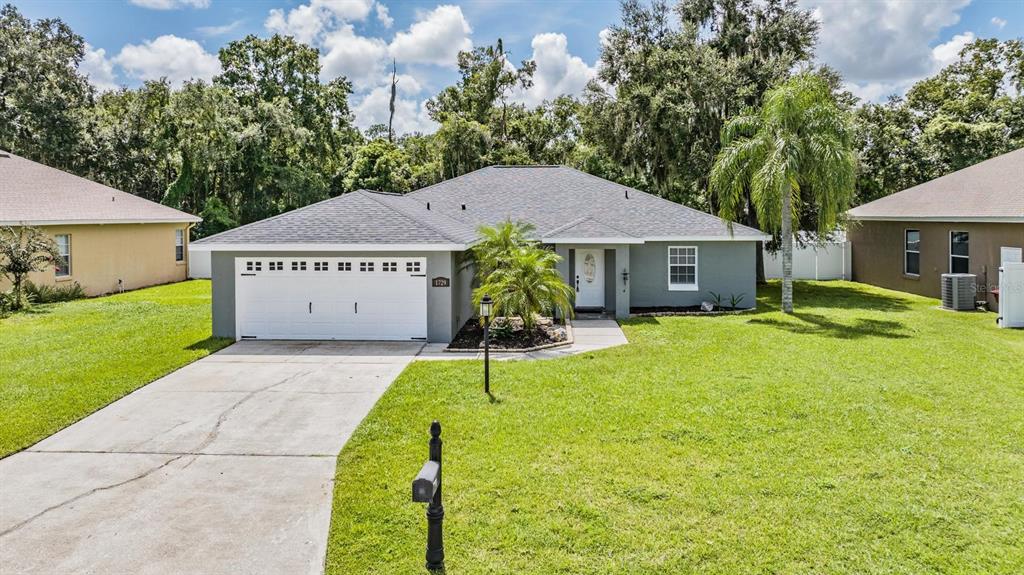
top-left (269, 261), bottom-right (283, 271)
top-left (55, 234), bottom-right (71, 277)
top-left (246, 260), bottom-right (262, 272)
top-left (338, 262), bottom-right (352, 272)
top-left (383, 261), bottom-right (398, 272)
top-left (668, 246), bottom-right (697, 290)
top-left (905, 230), bottom-right (920, 275)
top-left (291, 261), bottom-right (306, 271)
top-left (175, 229), bottom-right (184, 262)
top-left (406, 261), bottom-right (421, 273)
top-left (314, 261), bottom-right (328, 271)
top-left (950, 231), bottom-right (969, 273)
top-left (360, 261), bottom-right (374, 272)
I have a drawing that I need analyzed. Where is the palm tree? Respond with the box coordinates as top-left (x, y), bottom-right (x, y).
top-left (465, 219), bottom-right (536, 278)
top-left (710, 72), bottom-right (856, 313)
top-left (473, 248), bottom-right (574, 330)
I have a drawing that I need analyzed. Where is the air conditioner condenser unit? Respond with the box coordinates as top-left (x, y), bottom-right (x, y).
top-left (941, 273), bottom-right (976, 311)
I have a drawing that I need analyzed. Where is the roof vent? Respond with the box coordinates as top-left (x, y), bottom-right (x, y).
top-left (625, 190), bottom-right (629, 199)
top-left (0, 152), bottom-right (10, 158)
top-left (461, 203), bottom-right (466, 210)
top-left (426, 202), bottom-right (430, 210)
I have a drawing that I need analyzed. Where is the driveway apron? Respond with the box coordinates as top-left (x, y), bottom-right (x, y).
top-left (0, 340), bottom-right (422, 575)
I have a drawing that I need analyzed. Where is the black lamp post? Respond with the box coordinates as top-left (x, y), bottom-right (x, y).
top-left (480, 294), bottom-right (493, 394)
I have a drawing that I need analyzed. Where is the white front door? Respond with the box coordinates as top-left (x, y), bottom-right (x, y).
top-left (574, 248), bottom-right (605, 309)
top-left (234, 257), bottom-right (428, 340)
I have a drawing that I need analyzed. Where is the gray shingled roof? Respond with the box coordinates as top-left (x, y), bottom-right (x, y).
top-left (194, 190), bottom-right (476, 245)
top-left (0, 150), bottom-right (200, 225)
top-left (544, 216), bottom-right (640, 240)
top-left (195, 166), bottom-right (765, 246)
top-left (409, 166), bottom-right (765, 239)
top-left (848, 148), bottom-right (1024, 221)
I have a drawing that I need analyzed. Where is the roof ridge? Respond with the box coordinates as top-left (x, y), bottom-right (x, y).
top-left (543, 215), bottom-right (637, 238)
top-left (559, 166), bottom-right (766, 236)
top-left (355, 190), bottom-right (471, 244)
top-left (194, 193), bottom-right (349, 243)
top-left (406, 165), bottom-right (500, 197)
top-left (542, 215), bottom-right (591, 236)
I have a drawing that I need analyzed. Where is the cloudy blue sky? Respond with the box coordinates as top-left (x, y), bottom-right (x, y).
top-left (13, 0), bottom-right (1023, 134)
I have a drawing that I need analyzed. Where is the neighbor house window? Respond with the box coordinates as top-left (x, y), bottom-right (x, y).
top-left (55, 234), bottom-right (71, 277)
top-left (668, 246), bottom-right (697, 290)
top-left (950, 231), bottom-right (969, 273)
top-left (905, 229), bottom-right (920, 275)
top-left (175, 229), bottom-right (184, 262)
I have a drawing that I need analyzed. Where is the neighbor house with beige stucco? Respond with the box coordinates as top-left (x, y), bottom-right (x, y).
top-left (0, 150), bottom-right (200, 296)
top-left (848, 148), bottom-right (1024, 311)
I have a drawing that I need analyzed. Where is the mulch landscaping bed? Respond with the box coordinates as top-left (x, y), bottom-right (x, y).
top-left (447, 318), bottom-right (569, 351)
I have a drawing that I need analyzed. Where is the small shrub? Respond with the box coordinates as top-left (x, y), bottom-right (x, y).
top-left (24, 281), bottom-right (85, 304)
top-left (0, 290), bottom-right (18, 315)
top-left (488, 317), bottom-right (515, 340)
top-left (708, 291), bottom-right (724, 310)
top-left (729, 293), bottom-right (746, 308)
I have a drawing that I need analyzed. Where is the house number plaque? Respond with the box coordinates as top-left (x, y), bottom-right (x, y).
top-left (432, 277), bottom-right (450, 288)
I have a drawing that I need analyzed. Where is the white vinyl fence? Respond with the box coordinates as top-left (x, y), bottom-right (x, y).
top-left (188, 247), bottom-right (212, 279)
top-left (764, 238), bottom-right (851, 281)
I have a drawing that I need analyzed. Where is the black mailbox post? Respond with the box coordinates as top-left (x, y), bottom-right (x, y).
top-left (411, 421), bottom-right (444, 571)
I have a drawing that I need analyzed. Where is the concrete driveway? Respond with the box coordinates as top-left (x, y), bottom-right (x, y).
top-left (0, 340), bottom-right (422, 575)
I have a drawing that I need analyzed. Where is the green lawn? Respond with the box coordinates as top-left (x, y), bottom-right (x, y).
top-left (327, 281), bottom-right (1024, 574)
top-left (0, 280), bottom-right (230, 457)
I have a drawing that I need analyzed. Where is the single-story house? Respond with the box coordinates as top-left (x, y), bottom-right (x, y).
top-left (193, 165), bottom-right (767, 343)
top-left (848, 148), bottom-right (1024, 310)
top-left (0, 150), bottom-right (201, 296)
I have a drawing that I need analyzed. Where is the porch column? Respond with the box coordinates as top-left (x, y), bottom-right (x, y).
top-left (615, 245), bottom-right (630, 319)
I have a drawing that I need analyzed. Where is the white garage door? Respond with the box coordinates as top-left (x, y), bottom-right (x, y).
top-left (234, 257), bottom-right (427, 341)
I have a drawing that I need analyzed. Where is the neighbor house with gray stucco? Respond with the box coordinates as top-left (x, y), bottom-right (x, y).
top-left (192, 165), bottom-right (767, 343)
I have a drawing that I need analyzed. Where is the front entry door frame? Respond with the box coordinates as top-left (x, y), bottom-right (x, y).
top-left (574, 248), bottom-right (605, 309)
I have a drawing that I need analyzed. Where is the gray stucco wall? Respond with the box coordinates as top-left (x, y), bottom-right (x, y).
top-left (210, 250), bottom-right (457, 342)
top-left (604, 249), bottom-right (616, 311)
top-left (628, 241), bottom-right (757, 309)
top-left (450, 251), bottom-right (476, 336)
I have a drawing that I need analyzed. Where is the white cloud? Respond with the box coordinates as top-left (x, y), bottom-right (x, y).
top-left (991, 17), bottom-right (1007, 29)
top-left (598, 27), bottom-right (612, 48)
top-left (932, 31), bottom-right (975, 68)
top-left (804, 0), bottom-right (973, 101)
top-left (320, 24), bottom-right (390, 88)
top-left (129, 0), bottom-right (209, 9)
top-left (376, 3), bottom-right (394, 28)
top-left (114, 35), bottom-right (220, 86)
top-left (79, 44), bottom-right (119, 92)
top-left (197, 20), bottom-right (243, 37)
top-left (807, 0), bottom-right (970, 83)
top-left (513, 33), bottom-right (596, 107)
top-left (265, 0), bottom-right (374, 44)
top-left (388, 5), bottom-right (472, 67)
top-left (352, 84), bottom-right (436, 134)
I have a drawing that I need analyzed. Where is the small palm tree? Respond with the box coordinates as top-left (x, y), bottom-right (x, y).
top-left (473, 248), bottom-right (574, 330)
top-left (710, 72), bottom-right (856, 313)
top-left (466, 219), bottom-right (537, 278)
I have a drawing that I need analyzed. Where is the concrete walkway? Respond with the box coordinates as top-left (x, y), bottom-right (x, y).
top-left (0, 341), bottom-right (422, 575)
top-left (416, 318), bottom-right (628, 361)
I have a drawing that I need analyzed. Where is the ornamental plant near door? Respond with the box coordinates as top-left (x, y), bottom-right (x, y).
top-left (468, 221), bottom-right (574, 330)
